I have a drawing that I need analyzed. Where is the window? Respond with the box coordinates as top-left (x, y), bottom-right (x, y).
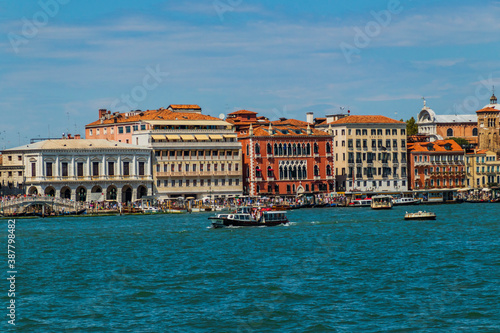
top-left (392, 129), bottom-right (397, 135)
top-left (17, 156), bottom-right (22, 161)
top-left (77, 163), bottom-right (84, 177)
top-left (171, 180), bottom-right (175, 187)
top-left (472, 128), bottom-right (478, 136)
top-left (133, 125), bottom-right (138, 131)
top-left (31, 162), bottom-right (36, 177)
top-left (126, 126), bottom-right (131, 133)
top-left (371, 129), bottom-right (376, 135)
top-left (123, 162), bottom-right (130, 176)
top-left (108, 162), bottom-right (114, 176)
top-left (96, 129), bottom-right (100, 135)
top-left (401, 129), bottom-right (406, 135)
top-left (377, 129), bottom-right (382, 135)
top-left (186, 180), bottom-right (190, 187)
top-left (356, 129), bottom-right (361, 135)
top-left (401, 140), bottom-right (406, 148)
top-left (46, 162), bottom-right (53, 177)
top-left (138, 162), bottom-right (145, 176)
top-left (118, 127), bottom-right (123, 134)
top-left (386, 129), bottom-right (391, 135)
top-left (110, 127), bottom-right (114, 134)
top-left (92, 162), bottom-right (99, 176)
top-left (89, 129), bottom-right (93, 136)
top-left (141, 124), bottom-right (146, 130)
top-left (62, 162), bottom-right (68, 177)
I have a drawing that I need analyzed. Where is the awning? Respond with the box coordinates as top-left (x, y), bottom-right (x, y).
top-left (180, 135), bottom-right (195, 141)
top-left (166, 135), bottom-right (180, 140)
top-left (152, 135), bottom-right (165, 140)
top-left (223, 134), bottom-right (237, 139)
top-left (209, 134), bottom-right (223, 140)
top-left (195, 135), bottom-right (209, 141)
top-left (268, 169), bottom-right (274, 171)
top-left (256, 168), bottom-right (262, 172)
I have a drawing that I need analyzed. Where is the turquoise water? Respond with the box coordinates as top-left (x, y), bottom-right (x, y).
top-left (4, 204), bottom-right (500, 332)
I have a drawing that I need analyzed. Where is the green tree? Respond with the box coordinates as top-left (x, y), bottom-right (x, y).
top-left (449, 137), bottom-right (469, 147)
top-left (405, 117), bottom-right (418, 136)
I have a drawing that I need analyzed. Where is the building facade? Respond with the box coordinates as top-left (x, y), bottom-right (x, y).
top-left (417, 100), bottom-right (478, 144)
top-left (85, 105), bottom-right (203, 144)
top-left (476, 94), bottom-right (500, 153)
top-left (86, 106), bottom-right (243, 200)
top-left (407, 139), bottom-right (466, 190)
top-left (3, 138), bottom-right (153, 203)
top-left (228, 112), bottom-right (335, 197)
top-left (133, 119), bottom-right (242, 200)
top-left (329, 115), bottom-right (408, 193)
top-left (465, 149), bottom-right (500, 188)
top-left (0, 153), bottom-right (25, 196)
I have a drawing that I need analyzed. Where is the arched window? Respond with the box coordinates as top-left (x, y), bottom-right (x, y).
top-left (256, 185), bottom-right (260, 193)
top-left (279, 166), bottom-right (283, 179)
top-left (302, 143), bottom-right (306, 155)
top-left (314, 165), bottom-right (319, 176)
top-left (473, 128), bottom-right (478, 136)
top-left (306, 143), bottom-right (311, 155)
top-left (255, 166), bottom-right (262, 177)
top-left (284, 166), bottom-right (288, 179)
top-left (292, 165), bottom-right (297, 179)
top-left (326, 142), bottom-right (331, 153)
top-left (287, 144), bottom-right (292, 155)
top-left (326, 165), bottom-right (332, 176)
top-left (293, 144), bottom-right (297, 155)
top-left (302, 166), bottom-right (307, 179)
top-left (267, 143), bottom-right (272, 154)
top-left (246, 145), bottom-right (249, 155)
top-left (283, 144), bottom-right (287, 156)
top-left (274, 143), bottom-right (278, 155)
top-left (314, 143), bottom-right (319, 154)
top-left (279, 144), bottom-right (283, 156)
top-left (267, 166), bottom-right (273, 177)
top-left (297, 144), bottom-right (302, 155)
top-left (446, 128), bottom-right (453, 137)
top-left (255, 143), bottom-right (260, 155)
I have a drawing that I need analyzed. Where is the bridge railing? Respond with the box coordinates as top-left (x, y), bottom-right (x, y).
top-left (1, 196), bottom-right (85, 210)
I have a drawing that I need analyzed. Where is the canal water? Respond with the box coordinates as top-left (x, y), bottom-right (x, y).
top-left (5, 204), bottom-right (500, 332)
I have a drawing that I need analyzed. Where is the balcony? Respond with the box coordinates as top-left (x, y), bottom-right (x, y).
top-left (254, 153), bottom-right (261, 158)
top-left (314, 175), bottom-right (321, 180)
top-left (325, 152), bottom-right (332, 157)
top-left (255, 177), bottom-right (262, 181)
top-left (267, 176), bottom-right (275, 181)
top-left (267, 153), bottom-right (273, 158)
top-left (348, 159), bottom-right (355, 164)
top-left (356, 159), bottom-right (362, 164)
top-left (326, 175), bottom-right (334, 180)
top-left (313, 153), bottom-right (320, 158)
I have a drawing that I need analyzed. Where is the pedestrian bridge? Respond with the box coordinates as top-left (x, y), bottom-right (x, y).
top-left (1, 196), bottom-right (85, 215)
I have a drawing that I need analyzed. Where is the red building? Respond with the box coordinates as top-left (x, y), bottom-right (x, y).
top-left (408, 139), bottom-right (466, 190)
top-left (227, 111), bottom-right (334, 197)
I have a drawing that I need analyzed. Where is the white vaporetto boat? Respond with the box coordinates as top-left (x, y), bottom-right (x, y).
top-left (404, 211), bottom-right (436, 220)
top-left (393, 197), bottom-right (421, 206)
top-left (371, 195), bottom-right (393, 210)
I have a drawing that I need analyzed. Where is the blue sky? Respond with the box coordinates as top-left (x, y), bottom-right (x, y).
top-left (1, 0), bottom-right (500, 148)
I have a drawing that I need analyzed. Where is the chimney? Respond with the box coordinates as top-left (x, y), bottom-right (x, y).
top-left (75, 134), bottom-right (81, 140)
top-left (306, 112), bottom-right (314, 124)
top-left (99, 109), bottom-right (107, 118)
top-left (326, 114), bottom-right (335, 123)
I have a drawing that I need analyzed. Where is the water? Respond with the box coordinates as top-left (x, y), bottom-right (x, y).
top-left (4, 204), bottom-right (500, 332)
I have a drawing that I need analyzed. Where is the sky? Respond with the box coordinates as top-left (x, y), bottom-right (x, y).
top-left (1, 0), bottom-right (500, 148)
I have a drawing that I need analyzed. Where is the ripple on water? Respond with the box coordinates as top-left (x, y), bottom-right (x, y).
top-left (12, 204), bottom-right (500, 332)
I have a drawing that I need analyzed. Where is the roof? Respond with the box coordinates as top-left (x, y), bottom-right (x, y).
top-left (466, 149), bottom-right (488, 155)
top-left (477, 106), bottom-right (500, 113)
top-left (168, 104), bottom-right (201, 110)
top-left (434, 114), bottom-right (477, 122)
top-left (271, 119), bottom-right (311, 126)
top-left (228, 110), bottom-right (258, 115)
top-left (86, 109), bottom-right (222, 127)
top-left (4, 139), bottom-right (151, 152)
top-left (329, 115), bottom-right (404, 125)
top-left (239, 123), bottom-right (331, 138)
top-left (408, 139), bottom-right (464, 153)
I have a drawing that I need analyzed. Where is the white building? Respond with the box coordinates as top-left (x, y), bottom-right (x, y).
top-left (2, 139), bottom-right (153, 203)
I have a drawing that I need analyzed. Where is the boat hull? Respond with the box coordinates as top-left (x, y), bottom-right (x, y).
top-left (211, 218), bottom-right (287, 228)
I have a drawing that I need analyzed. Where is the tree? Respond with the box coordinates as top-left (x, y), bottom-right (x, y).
top-left (449, 137), bottom-right (469, 147)
top-left (405, 117), bottom-right (418, 136)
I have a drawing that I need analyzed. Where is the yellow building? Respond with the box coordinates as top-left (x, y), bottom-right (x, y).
top-left (0, 152), bottom-right (25, 196)
top-left (465, 149), bottom-right (500, 188)
top-left (329, 115), bottom-right (408, 192)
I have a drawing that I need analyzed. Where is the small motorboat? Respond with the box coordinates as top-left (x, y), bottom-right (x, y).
top-left (404, 211), bottom-right (436, 220)
top-left (209, 206), bottom-right (288, 228)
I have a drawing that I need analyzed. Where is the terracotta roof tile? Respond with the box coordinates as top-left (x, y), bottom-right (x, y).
top-left (86, 109), bottom-right (221, 127)
top-left (409, 139), bottom-right (463, 153)
top-left (228, 110), bottom-right (258, 115)
top-left (330, 115), bottom-right (404, 125)
top-left (476, 107), bottom-right (500, 113)
top-left (168, 104), bottom-right (201, 110)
